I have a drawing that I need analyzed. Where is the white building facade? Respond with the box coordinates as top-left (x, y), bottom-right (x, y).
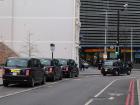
top-left (0, 0), bottom-right (80, 63)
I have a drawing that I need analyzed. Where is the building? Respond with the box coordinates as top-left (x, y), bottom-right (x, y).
top-left (80, 0), bottom-right (140, 64)
top-left (0, 0), bottom-right (80, 63)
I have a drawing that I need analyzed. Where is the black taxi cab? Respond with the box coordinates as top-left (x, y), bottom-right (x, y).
top-left (58, 59), bottom-right (79, 78)
top-left (2, 57), bottom-right (45, 87)
top-left (39, 58), bottom-right (62, 81)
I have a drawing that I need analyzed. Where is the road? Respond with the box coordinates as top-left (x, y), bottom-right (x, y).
top-left (0, 67), bottom-right (139, 105)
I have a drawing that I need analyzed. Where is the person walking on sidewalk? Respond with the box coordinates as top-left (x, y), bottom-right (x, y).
top-left (79, 60), bottom-right (85, 71)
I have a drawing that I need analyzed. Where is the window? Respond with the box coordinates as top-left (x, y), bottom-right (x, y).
top-left (6, 58), bottom-right (28, 68)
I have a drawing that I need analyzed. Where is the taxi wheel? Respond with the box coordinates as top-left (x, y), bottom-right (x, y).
top-left (114, 70), bottom-right (119, 76)
top-left (75, 71), bottom-right (79, 77)
top-left (3, 80), bottom-right (9, 87)
top-left (102, 73), bottom-right (106, 76)
top-left (41, 76), bottom-right (46, 85)
top-left (127, 70), bottom-right (131, 75)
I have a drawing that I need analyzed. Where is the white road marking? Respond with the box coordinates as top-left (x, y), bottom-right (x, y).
top-left (108, 97), bottom-right (115, 100)
top-left (137, 80), bottom-right (140, 105)
top-left (93, 77), bottom-right (135, 99)
top-left (85, 99), bottom-right (93, 105)
top-left (108, 93), bottom-right (124, 97)
top-left (84, 77), bottom-right (135, 105)
top-left (94, 79), bottom-right (118, 98)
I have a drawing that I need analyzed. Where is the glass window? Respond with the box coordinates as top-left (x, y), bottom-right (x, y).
top-left (104, 61), bottom-right (113, 66)
top-left (40, 59), bottom-right (51, 66)
top-left (6, 58), bottom-right (28, 68)
top-left (59, 59), bottom-right (67, 66)
top-left (33, 59), bottom-right (40, 67)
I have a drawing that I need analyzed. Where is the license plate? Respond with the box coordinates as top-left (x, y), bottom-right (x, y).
top-left (13, 72), bottom-right (17, 76)
top-left (105, 69), bottom-right (108, 72)
top-left (11, 69), bottom-right (20, 73)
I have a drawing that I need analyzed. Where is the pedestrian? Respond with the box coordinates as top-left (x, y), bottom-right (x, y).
top-left (81, 63), bottom-right (85, 71)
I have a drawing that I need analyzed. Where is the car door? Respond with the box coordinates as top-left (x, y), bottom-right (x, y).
top-left (56, 60), bottom-right (62, 78)
top-left (54, 59), bottom-right (61, 79)
top-left (118, 61), bottom-right (124, 74)
top-left (30, 59), bottom-right (43, 82)
top-left (69, 59), bottom-right (75, 74)
top-left (28, 59), bottom-right (37, 82)
top-left (72, 60), bottom-right (78, 75)
top-left (51, 59), bottom-right (57, 78)
top-left (35, 59), bottom-right (44, 81)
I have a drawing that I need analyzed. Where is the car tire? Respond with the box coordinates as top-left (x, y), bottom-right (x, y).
top-left (75, 71), bottom-right (79, 77)
top-left (3, 80), bottom-right (9, 87)
top-left (127, 70), bottom-right (131, 75)
top-left (114, 70), bottom-right (119, 76)
top-left (102, 72), bottom-right (106, 76)
top-left (41, 76), bottom-right (46, 85)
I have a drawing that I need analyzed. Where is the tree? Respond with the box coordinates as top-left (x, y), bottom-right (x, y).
top-left (21, 32), bottom-right (38, 57)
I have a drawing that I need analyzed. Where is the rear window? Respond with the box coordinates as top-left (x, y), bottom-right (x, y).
top-left (59, 59), bottom-right (67, 66)
top-left (40, 59), bottom-right (51, 66)
top-left (104, 61), bottom-right (113, 66)
top-left (6, 58), bottom-right (28, 68)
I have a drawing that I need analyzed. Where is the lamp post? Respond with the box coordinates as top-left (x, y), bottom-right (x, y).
top-left (50, 43), bottom-right (55, 59)
top-left (116, 4), bottom-right (128, 60)
top-left (104, 10), bottom-right (108, 60)
top-left (131, 27), bottom-right (133, 62)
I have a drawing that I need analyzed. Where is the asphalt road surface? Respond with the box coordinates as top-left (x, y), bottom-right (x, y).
top-left (0, 67), bottom-right (139, 105)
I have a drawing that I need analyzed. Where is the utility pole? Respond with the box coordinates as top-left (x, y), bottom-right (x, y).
top-left (103, 0), bottom-right (109, 60)
top-left (116, 4), bottom-right (128, 60)
top-left (116, 10), bottom-right (120, 60)
top-left (104, 10), bottom-right (108, 60)
top-left (131, 27), bottom-right (133, 62)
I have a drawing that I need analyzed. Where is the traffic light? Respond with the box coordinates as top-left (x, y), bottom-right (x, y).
top-left (115, 47), bottom-right (119, 55)
top-left (115, 51), bottom-right (119, 55)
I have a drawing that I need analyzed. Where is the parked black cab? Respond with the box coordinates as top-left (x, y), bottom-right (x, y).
top-left (2, 57), bottom-right (45, 87)
top-left (39, 58), bottom-right (62, 81)
top-left (58, 59), bottom-right (79, 78)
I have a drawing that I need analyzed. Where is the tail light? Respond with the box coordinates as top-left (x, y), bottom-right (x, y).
top-left (2, 69), bottom-right (5, 75)
top-left (25, 70), bottom-right (30, 76)
top-left (65, 67), bottom-right (69, 71)
top-left (3, 69), bottom-right (10, 74)
top-left (48, 68), bottom-right (53, 73)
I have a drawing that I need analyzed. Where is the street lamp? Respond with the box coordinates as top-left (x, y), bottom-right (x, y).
top-left (116, 3), bottom-right (128, 60)
top-left (131, 27), bottom-right (133, 62)
top-left (50, 43), bottom-right (55, 59)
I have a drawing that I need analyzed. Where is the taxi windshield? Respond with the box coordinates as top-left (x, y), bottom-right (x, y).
top-left (104, 61), bottom-right (113, 66)
top-left (40, 59), bottom-right (51, 66)
top-left (6, 58), bottom-right (28, 68)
